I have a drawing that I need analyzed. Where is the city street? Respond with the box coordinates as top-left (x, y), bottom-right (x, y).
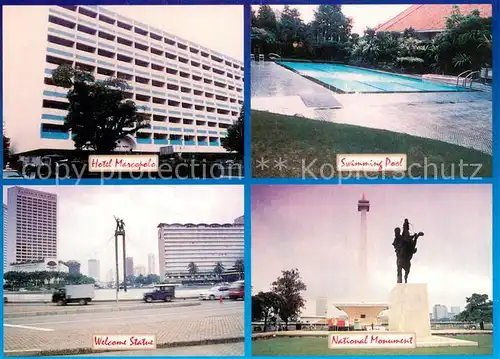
top-left (4, 300), bottom-right (243, 356)
top-left (4, 300), bottom-right (200, 318)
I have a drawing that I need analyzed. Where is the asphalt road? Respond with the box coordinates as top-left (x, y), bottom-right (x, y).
top-left (4, 299), bottom-right (199, 315)
top-left (4, 300), bottom-right (242, 331)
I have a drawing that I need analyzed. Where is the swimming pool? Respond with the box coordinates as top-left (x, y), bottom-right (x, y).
top-left (278, 61), bottom-right (467, 93)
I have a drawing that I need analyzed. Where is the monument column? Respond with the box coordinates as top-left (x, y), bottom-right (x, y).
top-left (357, 194), bottom-right (370, 301)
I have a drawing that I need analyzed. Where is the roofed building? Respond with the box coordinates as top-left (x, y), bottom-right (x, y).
top-left (375, 4), bottom-right (492, 40)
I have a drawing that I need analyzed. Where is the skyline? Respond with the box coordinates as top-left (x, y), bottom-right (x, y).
top-left (251, 185), bottom-right (492, 310)
top-left (4, 185), bottom-right (244, 280)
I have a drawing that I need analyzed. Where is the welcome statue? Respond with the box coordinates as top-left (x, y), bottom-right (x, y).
top-left (392, 218), bottom-right (424, 284)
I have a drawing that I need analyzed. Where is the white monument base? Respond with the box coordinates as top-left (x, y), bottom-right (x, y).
top-left (389, 283), bottom-right (431, 338)
top-left (388, 283), bottom-right (478, 348)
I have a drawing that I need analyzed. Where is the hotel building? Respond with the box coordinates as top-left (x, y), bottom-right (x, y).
top-left (158, 216), bottom-right (244, 279)
top-left (6, 187), bottom-right (58, 266)
top-left (88, 258), bottom-right (100, 281)
top-left (4, 6), bottom-right (244, 156)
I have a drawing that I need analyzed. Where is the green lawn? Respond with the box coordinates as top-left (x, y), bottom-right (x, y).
top-left (252, 335), bottom-right (493, 355)
top-left (251, 110), bottom-right (492, 178)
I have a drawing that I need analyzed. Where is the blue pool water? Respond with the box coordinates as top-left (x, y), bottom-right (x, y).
top-left (279, 61), bottom-right (467, 93)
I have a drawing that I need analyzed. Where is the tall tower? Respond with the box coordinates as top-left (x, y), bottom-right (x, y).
top-left (357, 193), bottom-right (370, 301)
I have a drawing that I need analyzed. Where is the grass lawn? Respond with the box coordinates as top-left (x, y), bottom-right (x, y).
top-left (252, 335), bottom-right (493, 355)
top-left (251, 110), bottom-right (492, 178)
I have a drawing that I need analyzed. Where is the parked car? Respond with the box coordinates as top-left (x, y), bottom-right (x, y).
top-left (52, 284), bottom-right (95, 305)
top-left (3, 169), bottom-right (25, 179)
top-left (143, 284), bottom-right (175, 303)
top-left (228, 280), bottom-right (244, 300)
top-left (199, 285), bottom-right (231, 300)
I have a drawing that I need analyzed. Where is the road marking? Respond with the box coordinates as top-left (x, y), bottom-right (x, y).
top-left (4, 349), bottom-right (42, 354)
top-left (4, 324), bottom-right (54, 331)
top-left (7, 305), bottom-right (242, 327)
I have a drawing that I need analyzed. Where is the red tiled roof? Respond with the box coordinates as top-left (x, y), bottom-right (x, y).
top-left (375, 4), bottom-right (492, 32)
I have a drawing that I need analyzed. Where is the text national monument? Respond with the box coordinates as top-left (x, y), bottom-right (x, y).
top-left (328, 195), bottom-right (480, 350)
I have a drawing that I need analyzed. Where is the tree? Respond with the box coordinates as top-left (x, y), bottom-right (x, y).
top-left (187, 262), bottom-right (199, 276)
top-left (213, 262), bottom-right (225, 278)
top-left (311, 5), bottom-right (352, 43)
top-left (233, 258), bottom-right (244, 280)
top-left (51, 64), bottom-right (148, 153)
top-left (256, 5), bottom-right (278, 35)
top-left (271, 268), bottom-right (307, 328)
top-left (252, 291), bottom-right (284, 332)
top-left (221, 106), bottom-right (243, 158)
top-left (455, 293), bottom-right (493, 330)
top-left (3, 135), bottom-right (11, 167)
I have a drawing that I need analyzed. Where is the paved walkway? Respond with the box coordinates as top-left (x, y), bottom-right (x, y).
top-left (251, 62), bottom-right (492, 154)
top-left (4, 301), bottom-right (243, 355)
top-left (75, 343), bottom-right (244, 356)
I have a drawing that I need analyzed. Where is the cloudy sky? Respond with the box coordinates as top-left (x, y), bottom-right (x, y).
top-left (107, 5), bottom-right (243, 60)
top-left (4, 185), bottom-right (243, 279)
top-left (253, 5), bottom-right (411, 35)
top-left (252, 185), bottom-right (492, 312)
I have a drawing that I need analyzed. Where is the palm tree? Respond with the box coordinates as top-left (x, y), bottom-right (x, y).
top-left (213, 262), bottom-right (225, 279)
top-left (187, 262), bottom-right (199, 277)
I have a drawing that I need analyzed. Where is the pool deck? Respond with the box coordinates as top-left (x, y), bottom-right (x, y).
top-left (251, 62), bottom-right (492, 155)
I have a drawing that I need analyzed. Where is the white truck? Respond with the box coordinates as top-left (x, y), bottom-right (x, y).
top-left (52, 284), bottom-right (95, 305)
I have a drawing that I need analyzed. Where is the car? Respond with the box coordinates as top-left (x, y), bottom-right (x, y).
top-left (228, 280), bottom-right (244, 300)
top-left (199, 285), bottom-right (231, 300)
top-left (143, 284), bottom-right (175, 303)
top-left (3, 170), bottom-right (25, 179)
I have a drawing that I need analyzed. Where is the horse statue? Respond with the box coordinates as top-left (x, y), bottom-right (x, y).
top-left (392, 219), bottom-right (424, 283)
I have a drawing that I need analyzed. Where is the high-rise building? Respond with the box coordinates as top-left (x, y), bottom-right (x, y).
top-left (158, 216), bottom-right (244, 279)
top-left (3, 204), bottom-right (8, 272)
top-left (134, 265), bottom-right (146, 277)
top-left (433, 304), bottom-right (448, 320)
top-left (316, 297), bottom-right (328, 316)
top-left (6, 187), bottom-right (58, 266)
top-left (106, 268), bottom-right (114, 283)
top-left (126, 257), bottom-right (134, 277)
top-left (65, 260), bottom-right (81, 275)
top-left (4, 6), bottom-right (244, 157)
top-left (148, 253), bottom-right (156, 275)
top-left (88, 259), bottom-right (100, 281)
top-left (450, 306), bottom-right (461, 317)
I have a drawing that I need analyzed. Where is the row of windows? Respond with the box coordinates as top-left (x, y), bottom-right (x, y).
top-left (54, 6), bottom-right (243, 71)
top-left (47, 29), bottom-right (243, 81)
top-left (42, 94), bottom-right (238, 129)
top-left (44, 70), bottom-right (241, 109)
top-left (45, 50), bottom-right (243, 101)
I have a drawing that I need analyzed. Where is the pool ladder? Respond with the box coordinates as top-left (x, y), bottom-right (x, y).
top-left (456, 70), bottom-right (480, 89)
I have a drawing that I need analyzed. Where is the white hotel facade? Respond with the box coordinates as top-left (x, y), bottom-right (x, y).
top-left (158, 216), bottom-right (244, 279)
top-left (3, 6), bottom-right (244, 156)
top-left (6, 187), bottom-right (58, 268)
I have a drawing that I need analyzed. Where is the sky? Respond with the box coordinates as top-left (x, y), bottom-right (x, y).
top-left (252, 185), bottom-right (492, 312)
top-left (4, 185), bottom-right (243, 279)
top-left (253, 5), bottom-right (411, 35)
top-left (104, 6), bottom-right (243, 60)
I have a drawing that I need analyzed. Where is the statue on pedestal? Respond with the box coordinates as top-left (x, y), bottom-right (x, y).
top-left (392, 218), bottom-right (424, 283)
top-left (115, 217), bottom-right (125, 233)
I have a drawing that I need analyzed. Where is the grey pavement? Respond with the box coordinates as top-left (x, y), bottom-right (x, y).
top-left (74, 343), bottom-right (244, 356)
top-left (4, 301), bottom-right (243, 355)
top-left (251, 62), bottom-right (492, 154)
